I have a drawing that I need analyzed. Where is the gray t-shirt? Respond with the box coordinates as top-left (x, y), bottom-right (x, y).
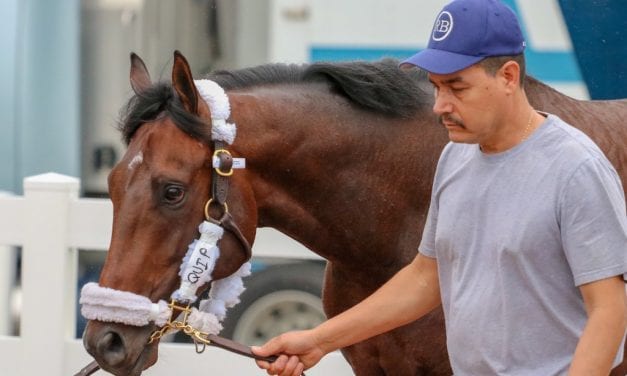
top-left (419, 114), bottom-right (627, 375)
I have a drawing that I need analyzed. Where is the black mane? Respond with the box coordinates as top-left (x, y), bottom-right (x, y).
top-left (120, 59), bottom-right (429, 144)
top-left (209, 59), bottom-right (429, 118)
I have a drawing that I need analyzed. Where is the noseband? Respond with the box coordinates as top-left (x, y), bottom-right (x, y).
top-left (76, 80), bottom-right (288, 375)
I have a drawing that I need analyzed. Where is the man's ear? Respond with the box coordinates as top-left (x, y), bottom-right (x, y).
top-left (499, 60), bottom-right (521, 93)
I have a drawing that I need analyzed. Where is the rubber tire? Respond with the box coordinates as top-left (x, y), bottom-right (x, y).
top-left (220, 261), bottom-right (327, 346)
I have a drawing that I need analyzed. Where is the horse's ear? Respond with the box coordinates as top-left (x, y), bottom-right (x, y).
top-left (172, 50), bottom-right (200, 115)
top-left (129, 52), bottom-right (152, 94)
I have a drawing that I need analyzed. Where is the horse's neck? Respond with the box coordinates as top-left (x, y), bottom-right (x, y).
top-left (526, 76), bottom-right (626, 128)
top-left (526, 76), bottom-right (627, 187)
top-left (230, 88), bottom-right (444, 267)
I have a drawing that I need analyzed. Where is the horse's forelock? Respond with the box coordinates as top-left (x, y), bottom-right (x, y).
top-left (119, 82), bottom-right (210, 145)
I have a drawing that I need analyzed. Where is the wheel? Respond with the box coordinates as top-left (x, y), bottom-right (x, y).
top-left (220, 261), bottom-right (327, 346)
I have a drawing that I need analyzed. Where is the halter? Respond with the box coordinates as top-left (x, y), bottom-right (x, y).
top-left (76, 80), bottom-right (281, 375)
top-left (151, 123), bottom-right (253, 344)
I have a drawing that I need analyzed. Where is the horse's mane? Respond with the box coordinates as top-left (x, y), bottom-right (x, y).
top-left (209, 59), bottom-right (429, 118)
top-left (119, 59), bottom-right (429, 145)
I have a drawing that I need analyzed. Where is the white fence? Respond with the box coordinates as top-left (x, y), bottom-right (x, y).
top-left (0, 173), bottom-right (352, 376)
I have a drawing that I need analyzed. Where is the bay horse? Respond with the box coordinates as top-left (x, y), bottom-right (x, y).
top-left (82, 51), bottom-right (627, 376)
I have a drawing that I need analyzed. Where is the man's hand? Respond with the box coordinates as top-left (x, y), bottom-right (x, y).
top-left (252, 329), bottom-right (326, 376)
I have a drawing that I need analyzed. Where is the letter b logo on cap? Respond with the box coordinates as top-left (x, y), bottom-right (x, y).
top-left (432, 11), bottom-right (454, 41)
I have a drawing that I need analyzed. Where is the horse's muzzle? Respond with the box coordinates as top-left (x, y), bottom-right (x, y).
top-left (83, 320), bottom-right (157, 376)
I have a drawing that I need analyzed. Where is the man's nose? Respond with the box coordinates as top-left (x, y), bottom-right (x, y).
top-left (432, 91), bottom-right (453, 115)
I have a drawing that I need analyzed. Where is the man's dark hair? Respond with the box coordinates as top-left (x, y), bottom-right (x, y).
top-left (478, 54), bottom-right (526, 86)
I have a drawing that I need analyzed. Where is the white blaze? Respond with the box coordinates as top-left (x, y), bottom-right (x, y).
top-left (128, 152), bottom-right (143, 170)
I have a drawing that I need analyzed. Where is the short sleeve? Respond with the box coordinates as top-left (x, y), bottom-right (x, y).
top-left (418, 149), bottom-right (452, 259)
top-left (419, 194), bottom-right (438, 258)
top-left (560, 157), bottom-right (627, 286)
top-left (419, 143), bottom-right (456, 259)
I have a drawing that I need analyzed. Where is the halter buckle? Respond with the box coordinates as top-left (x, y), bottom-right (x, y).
top-left (213, 149), bottom-right (234, 177)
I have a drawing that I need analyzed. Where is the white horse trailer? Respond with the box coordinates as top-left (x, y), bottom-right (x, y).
top-left (80, 0), bottom-right (586, 194)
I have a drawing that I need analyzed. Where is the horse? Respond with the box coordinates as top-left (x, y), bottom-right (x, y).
top-left (82, 50), bottom-right (627, 376)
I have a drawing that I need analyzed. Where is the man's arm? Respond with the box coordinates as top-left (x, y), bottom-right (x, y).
top-left (314, 252), bottom-right (441, 352)
top-left (253, 253), bottom-right (441, 375)
top-left (569, 275), bottom-right (627, 376)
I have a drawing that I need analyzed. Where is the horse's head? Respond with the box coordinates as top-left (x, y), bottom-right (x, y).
top-left (83, 51), bottom-right (257, 376)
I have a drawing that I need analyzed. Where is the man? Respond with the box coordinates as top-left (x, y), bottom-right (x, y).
top-left (252, 0), bottom-right (627, 375)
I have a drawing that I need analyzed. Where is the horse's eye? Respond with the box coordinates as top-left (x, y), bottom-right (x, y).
top-left (163, 185), bottom-right (185, 204)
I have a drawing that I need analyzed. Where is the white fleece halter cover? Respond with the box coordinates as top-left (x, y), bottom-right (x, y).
top-left (80, 80), bottom-right (249, 336)
top-left (195, 79), bottom-right (236, 145)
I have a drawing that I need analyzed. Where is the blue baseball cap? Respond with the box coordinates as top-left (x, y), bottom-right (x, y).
top-left (402, 0), bottom-right (526, 74)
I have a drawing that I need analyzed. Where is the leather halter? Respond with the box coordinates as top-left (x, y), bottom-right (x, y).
top-left (205, 139), bottom-right (252, 261)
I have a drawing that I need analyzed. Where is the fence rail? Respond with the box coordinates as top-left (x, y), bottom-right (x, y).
top-left (0, 173), bottom-right (351, 376)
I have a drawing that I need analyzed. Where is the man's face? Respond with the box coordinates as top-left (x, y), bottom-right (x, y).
top-left (428, 64), bottom-right (506, 146)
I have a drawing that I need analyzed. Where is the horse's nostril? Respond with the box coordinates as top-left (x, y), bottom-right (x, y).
top-left (97, 331), bottom-right (127, 367)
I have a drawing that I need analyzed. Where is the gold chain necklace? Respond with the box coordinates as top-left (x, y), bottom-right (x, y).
top-left (521, 108), bottom-right (536, 142)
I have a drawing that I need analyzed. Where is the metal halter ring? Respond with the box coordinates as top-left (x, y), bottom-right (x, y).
top-left (204, 198), bottom-right (228, 221)
top-left (147, 300), bottom-right (213, 353)
top-left (148, 300), bottom-right (192, 344)
top-left (213, 149), bottom-right (234, 177)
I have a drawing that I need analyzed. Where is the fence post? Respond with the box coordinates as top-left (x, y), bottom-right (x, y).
top-left (0, 247), bottom-right (17, 336)
top-left (0, 191), bottom-right (17, 336)
top-left (20, 173), bottom-right (79, 376)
